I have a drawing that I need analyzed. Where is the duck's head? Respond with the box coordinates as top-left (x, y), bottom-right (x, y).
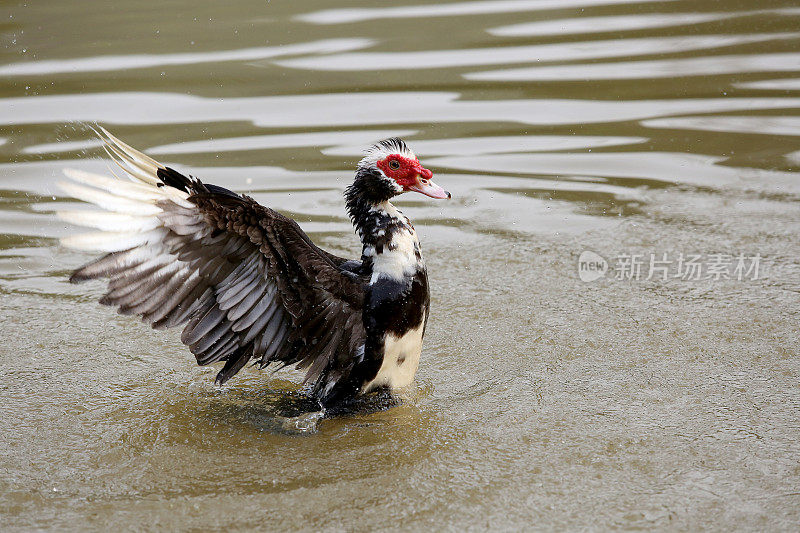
top-left (353, 138), bottom-right (450, 203)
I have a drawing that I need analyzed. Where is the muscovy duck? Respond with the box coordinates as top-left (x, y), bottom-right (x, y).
top-left (58, 129), bottom-right (450, 407)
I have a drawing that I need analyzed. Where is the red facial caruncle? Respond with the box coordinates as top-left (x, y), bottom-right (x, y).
top-left (376, 154), bottom-right (450, 200)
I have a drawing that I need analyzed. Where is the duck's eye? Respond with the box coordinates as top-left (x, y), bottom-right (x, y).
top-left (388, 160), bottom-right (400, 170)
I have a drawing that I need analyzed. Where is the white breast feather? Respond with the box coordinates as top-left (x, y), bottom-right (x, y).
top-left (364, 315), bottom-right (425, 392)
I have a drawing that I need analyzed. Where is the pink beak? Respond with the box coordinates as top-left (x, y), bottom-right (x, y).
top-left (408, 179), bottom-right (451, 199)
top-left (406, 166), bottom-right (451, 199)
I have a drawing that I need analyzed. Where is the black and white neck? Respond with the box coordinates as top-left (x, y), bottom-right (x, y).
top-left (345, 169), bottom-right (425, 285)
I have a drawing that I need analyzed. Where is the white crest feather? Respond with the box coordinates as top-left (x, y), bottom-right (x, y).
top-left (358, 137), bottom-right (416, 170)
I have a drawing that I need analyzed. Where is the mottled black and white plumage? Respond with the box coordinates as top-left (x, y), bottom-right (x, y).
top-left (59, 129), bottom-right (450, 407)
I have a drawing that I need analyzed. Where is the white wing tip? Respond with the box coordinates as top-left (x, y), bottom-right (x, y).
top-left (63, 168), bottom-right (96, 181)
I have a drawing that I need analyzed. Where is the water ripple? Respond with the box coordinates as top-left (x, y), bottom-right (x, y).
top-left (275, 34), bottom-right (797, 71)
top-left (297, 0), bottom-right (669, 24)
top-left (3, 1), bottom-right (800, 529)
top-left (0, 38), bottom-right (374, 77)
top-left (641, 116), bottom-right (800, 137)
top-left (425, 152), bottom-right (800, 192)
top-left (148, 130), bottom-right (418, 155)
top-left (488, 8), bottom-right (800, 37)
top-left (736, 78), bottom-right (800, 90)
top-left (466, 51), bottom-right (800, 81)
top-left (3, 92), bottom-right (798, 128)
top-left (321, 135), bottom-right (646, 157)
top-left (488, 12), bottom-right (733, 37)
top-left (22, 139), bottom-right (103, 155)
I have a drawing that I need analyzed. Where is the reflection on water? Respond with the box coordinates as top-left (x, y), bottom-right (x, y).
top-left (738, 77), bottom-right (800, 90)
top-left (2, 0), bottom-right (800, 530)
top-left (22, 139), bottom-right (103, 155)
top-left (148, 129), bottom-right (419, 155)
top-left (321, 135), bottom-right (647, 156)
top-left (0, 39), bottom-right (373, 76)
top-left (467, 51), bottom-right (800, 80)
top-left (488, 8), bottom-right (800, 36)
top-left (297, 0), bottom-right (667, 24)
top-left (488, 11), bottom-right (734, 36)
top-left (642, 116), bottom-right (800, 136)
top-left (4, 92), bottom-right (800, 129)
top-left (275, 33), bottom-right (800, 71)
top-left (427, 151), bottom-right (800, 191)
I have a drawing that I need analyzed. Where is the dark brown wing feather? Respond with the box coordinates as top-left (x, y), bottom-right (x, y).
top-left (63, 130), bottom-right (366, 395)
top-left (188, 191), bottom-right (367, 387)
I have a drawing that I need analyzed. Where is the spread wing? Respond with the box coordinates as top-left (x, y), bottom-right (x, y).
top-left (58, 128), bottom-right (366, 396)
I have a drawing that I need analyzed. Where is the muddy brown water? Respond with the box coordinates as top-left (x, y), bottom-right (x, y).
top-left (1, 0), bottom-right (800, 530)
